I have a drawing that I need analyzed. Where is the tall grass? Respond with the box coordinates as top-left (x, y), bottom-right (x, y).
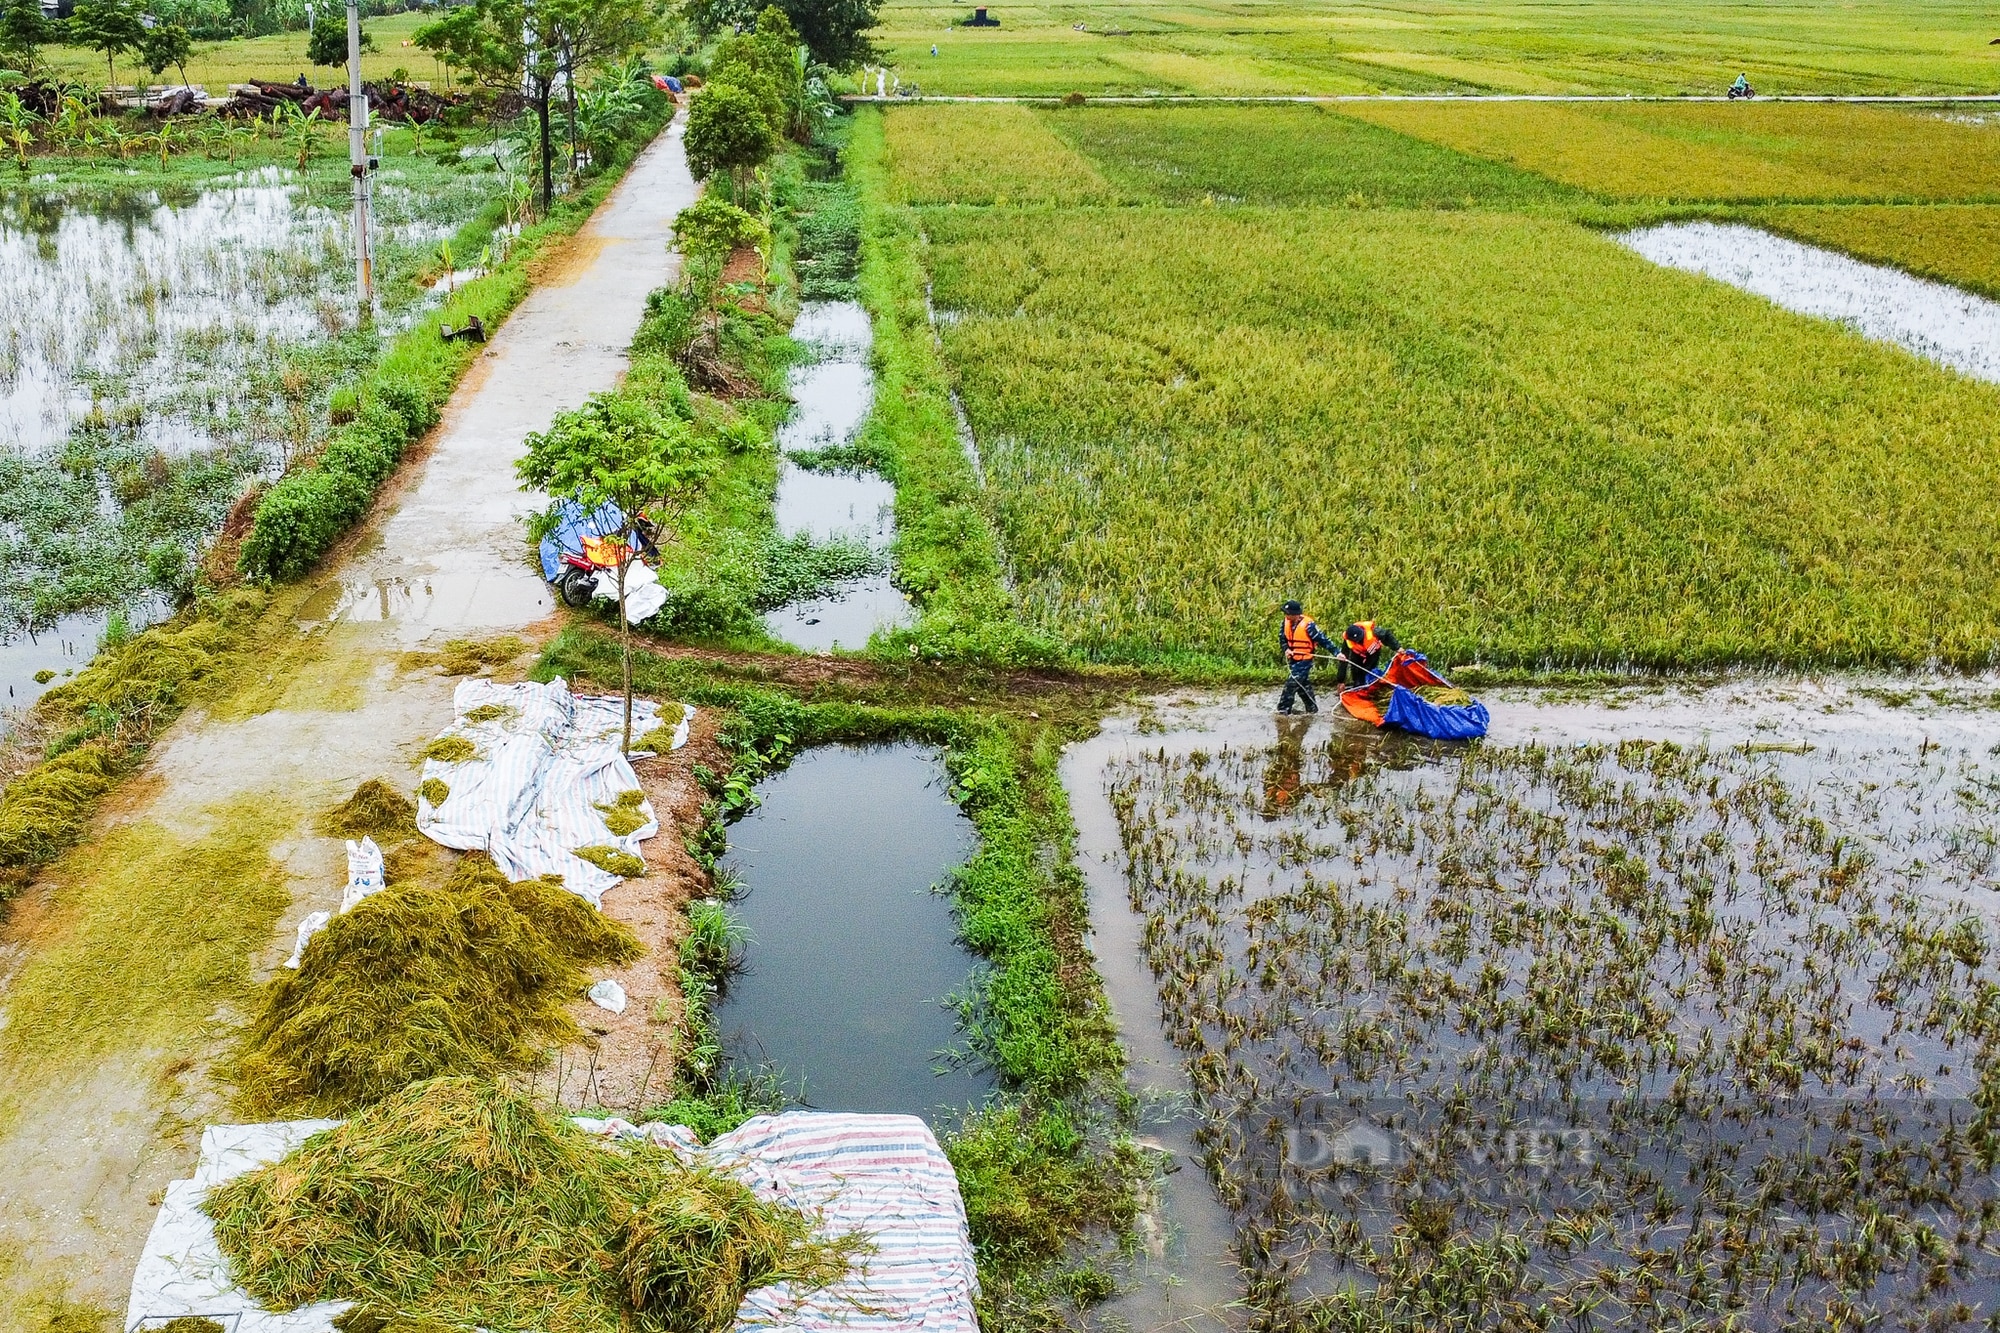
top-left (923, 204), bottom-right (2000, 670)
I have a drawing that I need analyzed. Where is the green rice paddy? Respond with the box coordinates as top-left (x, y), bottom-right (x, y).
top-left (868, 0), bottom-right (2000, 97)
top-left (862, 97), bottom-right (2000, 671)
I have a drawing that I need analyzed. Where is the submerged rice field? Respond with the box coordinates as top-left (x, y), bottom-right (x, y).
top-left (1074, 685), bottom-right (2000, 1328)
top-left (0, 152), bottom-right (501, 670)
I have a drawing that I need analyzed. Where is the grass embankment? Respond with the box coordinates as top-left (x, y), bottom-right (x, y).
top-left (860, 101), bottom-right (2000, 672)
top-left (866, 0), bottom-right (1998, 96)
top-left (537, 628), bottom-right (1139, 1326)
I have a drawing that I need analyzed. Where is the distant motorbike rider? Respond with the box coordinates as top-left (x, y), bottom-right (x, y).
top-left (1277, 600), bottom-right (1339, 715)
top-left (1729, 73), bottom-right (1753, 98)
top-left (1333, 619), bottom-right (1401, 687)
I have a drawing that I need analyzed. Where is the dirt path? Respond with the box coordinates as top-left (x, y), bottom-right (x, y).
top-left (0, 119), bottom-right (697, 1321)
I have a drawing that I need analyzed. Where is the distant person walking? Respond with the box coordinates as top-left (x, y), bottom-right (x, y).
top-left (1276, 600), bottom-right (1338, 714)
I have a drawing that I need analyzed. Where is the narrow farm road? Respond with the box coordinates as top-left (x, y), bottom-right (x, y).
top-left (0, 118), bottom-right (697, 1319)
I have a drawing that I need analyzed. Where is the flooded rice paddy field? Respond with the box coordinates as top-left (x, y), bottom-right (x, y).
top-left (1069, 678), bottom-right (2000, 1330)
top-left (715, 742), bottom-right (993, 1122)
top-left (0, 160), bottom-right (501, 686)
top-left (762, 299), bottom-right (914, 651)
top-left (1618, 222), bottom-right (2000, 385)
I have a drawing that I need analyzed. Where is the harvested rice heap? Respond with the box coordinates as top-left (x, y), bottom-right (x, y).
top-left (1358, 680), bottom-right (1473, 708)
top-left (206, 1079), bottom-right (856, 1333)
top-left (233, 858), bottom-right (640, 1115)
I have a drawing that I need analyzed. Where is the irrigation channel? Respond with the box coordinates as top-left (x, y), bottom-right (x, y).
top-left (1617, 222), bottom-right (2000, 384)
top-left (0, 166), bottom-right (489, 712)
top-left (1065, 679), bottom-right (2000, 1329)
top-left (760, 299), bottom-right (915, 650)
top-left (715, 741), bottom-right (993, 1120)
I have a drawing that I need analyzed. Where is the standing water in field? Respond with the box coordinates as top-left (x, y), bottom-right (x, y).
top-left (0, 165), bottom-right (497, 689)
top-left (1618, 222), bottom-right (2000, 384)
top-left (761, 300), bottom-right (913, 651)
top-left (1068, 681), bottom-right (2000, 1330)
top-left (716, 742), bottom-right (991, 1122)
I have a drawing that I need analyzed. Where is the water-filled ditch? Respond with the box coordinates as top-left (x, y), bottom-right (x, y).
top-left (1066, 679), bottom-right (2000, 1329)
top-left (1617, 221), bottom-right (2000, 384)
top-left (715, 741), bottom-right (993, 1122)
top-left (761, 300), bottom-right (913, 652)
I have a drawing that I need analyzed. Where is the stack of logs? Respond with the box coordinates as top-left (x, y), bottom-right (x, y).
top-left (219, 79), bottom-right (465, 122)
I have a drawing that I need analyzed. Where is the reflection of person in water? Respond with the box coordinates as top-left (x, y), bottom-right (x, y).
top-left (1262, 713), bottom-right (1314, 819)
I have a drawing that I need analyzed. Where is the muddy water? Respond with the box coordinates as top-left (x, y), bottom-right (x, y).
top-left (0, 172), bottom-right (342, 457)
top-left (0, 125), bottom-right (699, 1310)
top-left (1618, 221), bottom-right (2000, 383)
top-left (716, 742), bottom-right (992, 1122)
top-left (762, 299), bottom-right (913, 651)
top-left (1064, 679), bottom-right (2000, 1326)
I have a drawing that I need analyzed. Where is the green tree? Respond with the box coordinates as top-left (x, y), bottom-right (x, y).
top-left (684, 81), bottom-right (776, 196)
top-left (68, 0), bottom-right (146, 92)
top-left (517, 394), bottom-right (714, 750)
top-left (670, 191), bottom-right (764, 293)
top-left (305, 14), bottom-right (373, 75)
top-left (416, 0), bottom-right (655, 216)
top-left (139, 20), bottom-right (193, 87)
top-left (0, 0), bottom-right (50, 73)
top-left (689, 0), bottom-right (875, 69)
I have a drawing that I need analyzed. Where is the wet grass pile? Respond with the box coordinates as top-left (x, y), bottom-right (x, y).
top-left (574, 845), bottom-right (646, 878)
top-left (0, 593), bottom-right (266, 897)
top-left (231, 859), bottom-right (641, 1115)
top-left (1109, 730), bottom-right (2000, 1329)
top-left (318, 779), bottom-right (418, 840)
top-left (205, 1077), bottom-right (855, 1333)
top-left (422, 735), bottom-right (482, 764)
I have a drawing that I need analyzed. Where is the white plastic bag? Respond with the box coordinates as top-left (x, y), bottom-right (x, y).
top-left (339, 837), bottom-right (386, 913)
top-left (588, 979), bottom-right (628, 1014)
top-left (284, 911), bottom-right (331, 969)
top-left (590, 561), bottom-right (668, 624)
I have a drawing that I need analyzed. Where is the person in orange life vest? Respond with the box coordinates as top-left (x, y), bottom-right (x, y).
top-left (1277, 600), bottom-right (1338, 714)
top-left (1333, 619), bottom-right (1401, 687)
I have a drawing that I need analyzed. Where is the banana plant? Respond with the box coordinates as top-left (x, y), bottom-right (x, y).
top-left (0, 91), bottom-right (37, 171)
top-left (270, 100), bottom-right (324, 170)
top-left (789, 45), bottom-right (837, 140)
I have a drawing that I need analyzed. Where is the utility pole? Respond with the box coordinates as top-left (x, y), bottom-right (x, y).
top-left (347, 0), bottom-right (373, 307)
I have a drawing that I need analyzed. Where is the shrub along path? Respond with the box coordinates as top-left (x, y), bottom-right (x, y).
top-left (0, 122), bottom-right (697, 1321)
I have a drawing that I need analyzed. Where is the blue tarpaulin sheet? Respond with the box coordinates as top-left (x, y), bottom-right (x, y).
top-left (537, 500), bottom-right (626, 581)
top-left (1342, 650), bottom-right (1491, 740)
top-left (1382, 685), bottom-right (1491, 740)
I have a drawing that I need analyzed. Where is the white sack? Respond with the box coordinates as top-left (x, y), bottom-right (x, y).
top-left (338, 837), bottom-right (386, 914)
top-left (591, 560), bottom-right (668, 623)
top-left (587, 978), bottom-right (628, 1014)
